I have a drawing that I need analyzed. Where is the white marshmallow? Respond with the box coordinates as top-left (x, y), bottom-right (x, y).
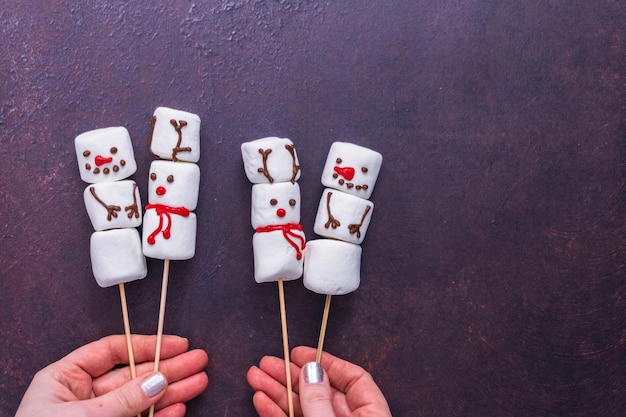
top-left (150, 107), bottom-right (201, 162)
top-left (75, 127), bottom-right (137, 184)
top-left (303, 239), bottom-right (361, 295)
top-left (83, 180), bottom-right (142, 231)
top-left (313, 188), bottom-right (374, 244)
top-left (90, 228), bottom-right (147, 287)
top-left (147, 160), bottom-right (200, 210)
top-left (143, 209), bottom-right (197, 260)
top-left (252, 228), bottom-right (306, 283)
top-left (241, 137), bottom-right (301, 184)
top-left (251, 182), bottom-right (301, 229)
top-left (320, 142), bottom-right (382, 200)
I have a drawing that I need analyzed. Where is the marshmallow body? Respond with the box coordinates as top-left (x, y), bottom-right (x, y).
top-left (90, 228), bottom-right (147, 287)
top-left (83, 180), bottom-right (142, 231)
top-left (150, 107), bottom-right (201, 162)
top-left (241, 137), bottom-right (301, 184)
top-left (253, 228), bottom-right (306, 283)
top-left (147, 160), bottom-right (200, 209)
top-left (320, 142), bottom-right (382, 200)
top-left (303, 239), bottom-right (362, 295)
top-left (313, 188), bottom-right (374, 244)
top-left (143, 209), bottom-right (197, 260)
top-left (251, 182), bottom-right (301, 229)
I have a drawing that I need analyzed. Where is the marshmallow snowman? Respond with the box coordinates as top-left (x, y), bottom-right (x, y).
top-left (142, 107), bottom-right (201, 261)
top-left (75, 126), bottom-right (147, 288)
top-left (241, 137), bottom-right (306, 283)
top-left (304, 142), bottom-right (382, 295)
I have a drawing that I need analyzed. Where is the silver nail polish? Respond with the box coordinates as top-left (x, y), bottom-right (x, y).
top-left (141, 372), bottom-right (167, 397)
top-left (303, 362), bottom-right (324, 384)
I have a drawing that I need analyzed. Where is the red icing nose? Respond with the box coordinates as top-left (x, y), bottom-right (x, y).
top-left (334, 166), bottom-right (355, 181)
top-left (276, 208), bottom-right (286, 217)
top-left (95, 155), bottom-right (113, 166)
top-left (156, 186), bottom-right (167, 196)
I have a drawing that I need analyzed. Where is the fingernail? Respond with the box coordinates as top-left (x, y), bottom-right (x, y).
top-left (141, 372), bottom-right (167, 397)
top-left (303, 362), bottom-right (324, 384)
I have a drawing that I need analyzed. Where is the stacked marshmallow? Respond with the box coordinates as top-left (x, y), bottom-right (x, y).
top-left (241, 137), bottom-right (306, 283)
top-left (75, 127), bottom-right (147, 287)
top-left (304, 142), bottom-right (382, 295)
top-left (142, 107), bottom-right (201, 260)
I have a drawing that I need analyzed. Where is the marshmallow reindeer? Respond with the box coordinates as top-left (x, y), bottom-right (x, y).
top-left (75, 126), bottom-right (147, 287)
top-left (304, 142), bottom-right (382, 295)
top-left (142, 107), bottom-right (201, 260)
top-left (241, 136), bottom-right (305, 417)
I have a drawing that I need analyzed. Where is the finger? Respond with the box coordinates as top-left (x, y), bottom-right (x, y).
top-left (252, 391), bottom-right (288, 417)
top-left (65, 335), bottom-right (189, 378)
top-left (299, 362), bottom-right (336, 417)
top-left (247, 365), bottom-right (301, 415)
top-left (93, 348), bottom-right (208, 395)
top-left (257, 355), bottom-right (302, 393)
top-left (154, 402), bottom-right (186, 417)
top-left (83, 371), bottom-right (167, 417)
top-left (154, 371), bottom-right (208, 411)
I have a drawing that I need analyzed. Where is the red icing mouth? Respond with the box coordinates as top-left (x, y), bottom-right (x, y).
top-left (334, 166), bottom-right (355, 180)
top-left (156, 186), bottom-right (167, 196)
top-left (95, 155), bottom-right (113, 166)
top-left (276, 208), bottom-right (286, 217)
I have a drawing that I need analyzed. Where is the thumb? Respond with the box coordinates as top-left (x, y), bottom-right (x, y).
top-left (299, 362), bottom-right (336, 417)
top-left (84, 372), bottom-right (168, 417)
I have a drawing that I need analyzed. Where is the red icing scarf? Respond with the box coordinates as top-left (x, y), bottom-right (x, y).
top-left (255, 222), bottom-right (306, 260)
top-left (146, 203), bottom-right (190, 245)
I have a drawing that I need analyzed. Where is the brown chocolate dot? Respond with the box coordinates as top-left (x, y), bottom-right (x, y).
top-left (110, 147), bottom-right (118, 154)
top-left (338, 179), bottom-right (344, 185)
top-left (150, 173), bottom-right (157, 181)
top-left (346, 183), bottom-right (354, 189)
top-left (120, 160), bottom-right (126, 167)
top-left (113, 165), bottom-right (119, 172)
top-left (333, 173), bottom-right (338, 179)
top-left (270, 199), bottom-right (278, 206)
top-left (83, 150), bottom-right (91, 157)
top-left (94, 168), bottom-right (100, 174)
top-left (289, 199), bottom-right (296, 206)
top-left (362, 184), bottom-right (369, 190)
top-left (167, 175), bottom-right (174, 183)
top-left (85, 163), bottom-right (91, 171)
top-left (336, 158), bottom-right (342, 164)
top-left (103, 168), bottom-right (110, 175)
top-left (361, 167), bottom-right (368, 173)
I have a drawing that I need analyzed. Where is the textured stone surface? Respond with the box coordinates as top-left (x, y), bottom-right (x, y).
top-left (2, 1), bottom-right (626, 416)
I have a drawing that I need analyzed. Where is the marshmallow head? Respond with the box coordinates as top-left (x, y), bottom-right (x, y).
top-left (252, 228), bottom-right (305, 283)
top-left (313, 189), bottom-right (373, 244)
top-left (84, 180), bottom-right (142, 231)
top-left (321, 142), bottom-right (382, 199)
top-left (147, 160), bottom-right (200, 210)
top-left (251, 182), bottom-right (301, 229)
top-left (241, 137), bottom-right (301, 184)
top-left (75, 127), bottom-right (137, 183)
top-left (150, 107), bottom-right (201, 162)
top-left (90, 228), bottom-right (147, 287)
top-left (303, 239), bottom-right (361, 295)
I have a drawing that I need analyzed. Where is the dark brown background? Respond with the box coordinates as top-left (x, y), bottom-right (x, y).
top-left (2, 1), bottom-right (626, 416)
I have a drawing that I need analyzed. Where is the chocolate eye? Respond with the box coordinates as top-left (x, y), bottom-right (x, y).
top-left (270, 199), bottom-right (278, 206)
top-left (167, 175), bottom-right (174, 183)
top-left (361, 167), bottom-right (368, 173)
top-left (336, 158), bottom-right (342, 164)
top-left (110, 147), bottom-right (118, 154)
top-left (150, 173), bottom-right (157, 181)
top-left (289, 199), bottom-right (296, 206)
top-left (83, 150), bottom-right (91, 157)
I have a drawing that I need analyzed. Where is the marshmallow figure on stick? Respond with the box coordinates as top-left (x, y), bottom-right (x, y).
top-left (142, 107), bottom-right (201, 417)
top-left (241, 137), bottom-right (305, 417)
top-left (75, 126), bottom-right (147, 393)
top-left (304, 142), bottom-right (382, 361)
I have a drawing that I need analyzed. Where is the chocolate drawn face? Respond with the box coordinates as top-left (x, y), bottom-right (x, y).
top-left (147, 160), bottom-right (200, 210)
top-left (320, 142), bottom-right (382, 200)
top-left (251, 182), bottom-right (301, 229)
top-left (75, 127), bottom-right (137, 183)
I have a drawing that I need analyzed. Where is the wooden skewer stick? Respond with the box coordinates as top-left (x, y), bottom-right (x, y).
top-left (278, 278), bottom-right (295, 417)
top-left (148, 259), bottom-right (171, 417)
top-left (316, 294), bottom-right (333, 363)
top-left (119, 283), bottom-right (142, 417)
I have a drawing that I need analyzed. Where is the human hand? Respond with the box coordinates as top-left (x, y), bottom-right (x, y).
top-left (247, 346), bottom-right (392, 417)
top-left (15, 334), bottom-right (208, 417)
